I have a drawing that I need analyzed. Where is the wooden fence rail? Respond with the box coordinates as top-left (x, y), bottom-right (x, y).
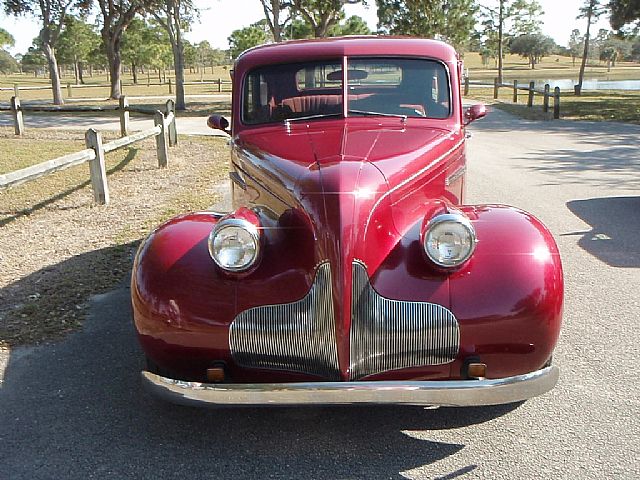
top-left (0, 109), bottom-right (175, 205)
top-left (464, 76), bottom-right (561, 119)
top-left (0, 95), bottom-right (176, 139)
top-left (0, 79), bottom-right (233, 95)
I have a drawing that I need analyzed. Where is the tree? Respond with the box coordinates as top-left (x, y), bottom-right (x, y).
top-left (576, 0), bottom-right (606, 95)
top-left (568, 29), bottom-right (583, 66)
top-left (376, 0), bottom-right (478, 50)
top-left (509, 33), bottom-right (554, 68)
top-left (610, 0), bottom-right (640, 31)
top-left (0, 27), bottom-right (15, 48)
top-left (97, 0), bottom-right (154, 99)
top-left (479, 1), bottom-right (545, 82)
top-left (3, 0), bottom-right (89, 105)
top-left (259, 0), bottom-right (289, 42)
top-left (0, 49), bottom-right (18, 73)
top-left (57, 15), bottom-right (100, 84)
top-left (329, 14), bottom-right (371, 35)
top-left (20, 46), bottom-right (46, 75)
top-left (228, 23), bottom-right (268, 59)
top-left (292, 0), bottom-right (361, 38)
top-left (600, 36), bottom-right (633, 69)
top-left (150, 0), bottom-right (198, 111)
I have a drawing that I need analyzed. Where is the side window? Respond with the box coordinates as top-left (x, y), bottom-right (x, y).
top-left (243, 73), bottom-right (270, 124)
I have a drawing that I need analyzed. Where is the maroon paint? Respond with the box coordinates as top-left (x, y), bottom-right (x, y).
top-left (131, 37), bottom-right (563, 383)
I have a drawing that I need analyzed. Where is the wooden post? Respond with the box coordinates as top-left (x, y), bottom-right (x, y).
top-left (11, 96), bottom-right (24, 136)
top-left (67, 83), bottom-right (72, 98)
top-left (147, 70), bottom-right (150, 87)
top-left (154, 111), bottom-right (169, 168)
top-left (513, 80), bottom-right (518, 103)
top-left (464, 76), bottom-right (469, 96)
top-left (84, 128), bottom-right (110, 205)
top-left (119, 95), bottom-right (129, 137)
top-left (553, 87), bottom-right (560, 119)
top-left (543, 84), bottom-right (550, 112)
top-left (13, 83), bottom-right (19, 97)
top-left (218, 78), bottom-right (222, 93)
top-left (119, 79), bottom-right (123, 95)
top-left (527, 81), bottom-right (535, 107)
top-left (165, 99), bottom-right (177, 146)
top-left (168, 78), bottom-right (173, 94)
top-left (493, 77), bottom-right (499, 99)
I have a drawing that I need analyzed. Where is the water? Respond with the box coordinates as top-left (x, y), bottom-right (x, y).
top-left (519, 79), bottom-right (640, 91)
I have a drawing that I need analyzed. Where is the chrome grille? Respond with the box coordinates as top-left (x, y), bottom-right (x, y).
top-left (229, 262), bottom-right (340, 380)
top-left (349, 260), bottom-right (459, 380)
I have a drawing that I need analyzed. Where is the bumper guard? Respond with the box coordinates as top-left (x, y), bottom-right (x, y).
top-left (141, 366), bottom-right (559, 407)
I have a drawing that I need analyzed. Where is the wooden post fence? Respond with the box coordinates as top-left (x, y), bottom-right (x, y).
top-left (553, 87), bottom-right (560, 119)
top-left (13, 83), bottom-right (19, 97)
top-left (527, 81), bottom-right (535, 107)
top-left (168, 78), bottom-right (173, 94)
top-left (119, 96), bottom-right (129, 136)
top-left (464, 76), bottom-right (470, 96)
top-left (493, 77), bottom-right (499, 99)
top-left (85, 128), bottom-right (110, 205)
top-left (165, 99), bottom-right (177, 146)
top-left (11, 96), bottom-right (24, 136)
top-left (543, 84), bottom-right (550, 112)
top-left (218, 78), bottom-right (222, 93)
top-left (67, 83), bottom-right (72, 98)
top-left (154, 111), bottom-right (170, 168)
top-left (513, 80), bottom-right (518, 103)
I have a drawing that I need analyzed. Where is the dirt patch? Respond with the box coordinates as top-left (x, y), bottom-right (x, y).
top-left (0, 127), bottom-right (230, 346)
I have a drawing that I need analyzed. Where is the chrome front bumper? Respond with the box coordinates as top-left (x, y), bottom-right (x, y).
top-left (141, 366), bottom-right (558, 407)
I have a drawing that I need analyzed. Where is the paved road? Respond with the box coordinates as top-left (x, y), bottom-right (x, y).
top-left (1, 108), bottom-right (639, 479)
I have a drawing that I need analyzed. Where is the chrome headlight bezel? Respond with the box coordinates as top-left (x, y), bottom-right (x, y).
top-left (208, 218), bottom-right (261, 272)
top-left (422, 213), bottom-right (477, 268)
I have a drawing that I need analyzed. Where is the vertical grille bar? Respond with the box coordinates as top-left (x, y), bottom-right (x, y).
top-left (229, 263), bottom-right (340, 380)
top-left (349, 260), bottom-right (459, 380)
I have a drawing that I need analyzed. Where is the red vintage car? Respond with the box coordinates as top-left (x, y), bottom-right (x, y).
top-left (132, 37), bottom-right (563, 407)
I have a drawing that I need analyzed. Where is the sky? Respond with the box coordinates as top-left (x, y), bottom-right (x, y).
top-left (0, 0), bottom-right (612, 57)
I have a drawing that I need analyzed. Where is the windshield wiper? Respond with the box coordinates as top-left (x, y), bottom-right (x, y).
top-left (284, 113), bottom-right (343, 125)
top-left (347, 109), bottom-right (408, 122)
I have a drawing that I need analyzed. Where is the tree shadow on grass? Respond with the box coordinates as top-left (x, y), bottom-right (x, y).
top-left (0, 245), bottom-right (520, 479)
top-left (565, 196), bottom-right (640, 268)
top-left (0, 147), bottom-right (138, 227)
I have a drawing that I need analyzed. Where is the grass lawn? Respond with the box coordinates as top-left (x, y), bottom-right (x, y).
top-left (465, 86), bottom-right (640, 124)
top-left (462, 52), bottom-right (640, 83)
top-left (0, 67), bottom-right (233, 103)
top-left (0, 127), bottom-right (230, 346)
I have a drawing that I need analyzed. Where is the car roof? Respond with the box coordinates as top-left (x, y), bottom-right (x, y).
top-left (235, 36), bottom-right (459, 69)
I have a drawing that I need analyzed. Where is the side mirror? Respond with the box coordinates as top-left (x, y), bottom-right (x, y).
top-left (464, 104), bottom-right (487, 125)
top-left (207, 114), bottom-right (230, 134)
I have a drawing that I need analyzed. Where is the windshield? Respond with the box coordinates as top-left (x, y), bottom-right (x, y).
top-left (242, 58), bottom-right (450, 125)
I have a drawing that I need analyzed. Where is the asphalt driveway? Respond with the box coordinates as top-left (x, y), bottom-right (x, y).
top-left (1, 107), bottom-right (639, 479)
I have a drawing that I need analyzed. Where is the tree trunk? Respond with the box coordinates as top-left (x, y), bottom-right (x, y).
top-left (104, 35), bottom-right (122, 99)
top-left (74, 55), bottom-right (80, 85)
top-left (42, 42), bottom-right (64, 105)
top-left (132, 62), bottom-right (138, 84)
top-left (78, 62), bottom-right (85, 84)
top-left (498, 0), bottom-right (504, 84)
top-left (577, 1), bottom-right (594, 96)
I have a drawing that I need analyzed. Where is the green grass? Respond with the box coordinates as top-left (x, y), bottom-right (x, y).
top-left (462, 52), bottom-right (640, 82)
top-left (465, 86), bottom-right (640, 124)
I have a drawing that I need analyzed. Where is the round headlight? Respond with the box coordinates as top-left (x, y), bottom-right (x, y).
top-left (423, 213), bottom-right (476, 268)
top-left (208, 218), bottom-right (260, 272)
